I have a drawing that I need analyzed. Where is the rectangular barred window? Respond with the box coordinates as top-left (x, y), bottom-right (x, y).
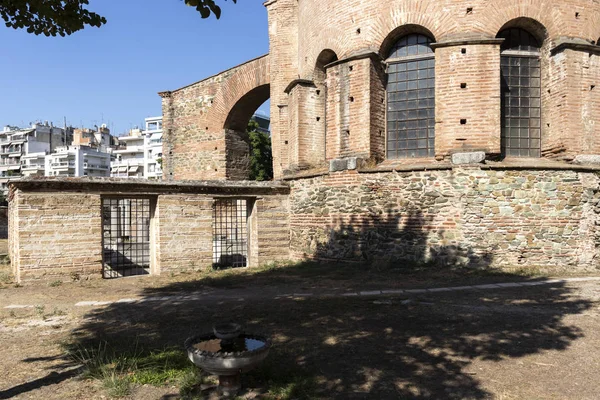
top-left (386, 58), bottom-right (435, 158)
top-left (501, 56), bottom-right (541, 157)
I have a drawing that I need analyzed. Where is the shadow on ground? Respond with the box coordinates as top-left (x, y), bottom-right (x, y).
top-left (57, 281), bottom-right (591, 399)
top-left (1, 210), bottom-right (596, 399)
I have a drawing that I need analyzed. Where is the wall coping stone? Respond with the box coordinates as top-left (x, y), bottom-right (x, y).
top-left (324, 51), bottom-right (381, 69)
top-left (9, 177), bottom-right (290, 196)
top-left (162, 53), bottom-right (270, 94)
top-left (430, 38), bottom-right (504, 49)
top-left (283, 158), bottom-right (600, 180)
top-left (550, 37), bottom-right (600, 55)
top-left (284, 79), bottom-right (316, 94)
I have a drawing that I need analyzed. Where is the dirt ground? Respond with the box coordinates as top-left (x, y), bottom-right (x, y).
top-left (1, 271), bottom-right (600, 399)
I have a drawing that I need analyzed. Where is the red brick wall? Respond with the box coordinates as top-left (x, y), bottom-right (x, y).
top-left (434, 43), bottom-right (501, 156)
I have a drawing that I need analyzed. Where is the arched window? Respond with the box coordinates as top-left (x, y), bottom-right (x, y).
top-left (386, 33), bottom-right (435, 159)
top-left (498, 28), bottom-right (541, 157)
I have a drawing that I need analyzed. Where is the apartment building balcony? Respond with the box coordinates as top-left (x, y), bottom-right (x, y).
top-left (21, 164), bottom-right (45, 171)
top-left (51, 161), bottom-right (75, 170)
top-left (0, 148), bottom-right (22, 155)
top-left (84, 163), bottom-right (109, 170)
top-left (113, 145), bottom-right (144, 154)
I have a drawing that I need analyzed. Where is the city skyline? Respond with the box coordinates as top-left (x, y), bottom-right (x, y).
top-left (0, 0), bottom-right (269, 135)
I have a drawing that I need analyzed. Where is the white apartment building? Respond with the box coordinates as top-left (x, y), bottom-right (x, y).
top-left (0, 123), bottom-right (71, 192)
top-left (111, 129), bottom-right (145, 178)
top-left (111, 116), bottom-right (163, 180)
top-left (143, 117), bottom-right (163, 180)
top-left (45, 145), bottom-right (111, 177)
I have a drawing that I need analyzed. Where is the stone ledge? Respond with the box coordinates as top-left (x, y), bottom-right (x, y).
top-left (284, 79), bottom-right (316, 94)
top-left (550, 37), bottom-right (600, 55)
top-left (9, 177), bottom-right (291, 196)
top-left (430, 38), bottom-right (504, 49)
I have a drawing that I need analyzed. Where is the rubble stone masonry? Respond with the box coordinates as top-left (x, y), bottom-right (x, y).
top-left (289, 166), bottom-right (600, 271)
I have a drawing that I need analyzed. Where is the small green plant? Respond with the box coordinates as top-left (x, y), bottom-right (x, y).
top-left (34, 305), bottom-right (45, 318)
top-left (65, 339), bottom-right (197, 397)
top-left (0, 271), bottom-right (13, 284)
top-left (103, 373), bottom-right (131, 398)
top-left (49, 280), bottom-right (62, 287)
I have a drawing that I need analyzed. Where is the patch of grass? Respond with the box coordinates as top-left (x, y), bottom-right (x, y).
top-left (103, 372), bottom-right (131, 398)
top-left (34, 305), bottom-right (45, 318)
top-left (49, 280), bottom-right (62, 287)
top-left (65, 339), bottom-right (198, 397)
top-left (0, 270), bottom-right (13, 285)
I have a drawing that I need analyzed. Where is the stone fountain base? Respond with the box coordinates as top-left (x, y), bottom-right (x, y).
top-left (185, 323), bottom-right (271, 397)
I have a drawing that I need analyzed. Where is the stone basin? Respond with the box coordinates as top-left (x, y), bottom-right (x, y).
top-left (185, 332), bottom-right (271, 376)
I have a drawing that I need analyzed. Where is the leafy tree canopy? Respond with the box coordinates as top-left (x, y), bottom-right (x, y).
top-left (0, 0), bottom-right (236, 36)
top-left (247, 119), bottom-right (273, 181)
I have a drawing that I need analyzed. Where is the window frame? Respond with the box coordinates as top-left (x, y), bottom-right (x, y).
top-left (385, 33), bottom-right (436, 160)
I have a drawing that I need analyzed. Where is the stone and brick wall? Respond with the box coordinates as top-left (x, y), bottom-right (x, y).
top-left (160, 55), bottom-right (269, 181)
top-left (9, 191), bottom-right (102, 281)
top-left (289, 165), bottom-right (600, 271)
top-left (8, 178), bottom-right (290, 282)
top-left (263, 0), bottom-right (600, 178)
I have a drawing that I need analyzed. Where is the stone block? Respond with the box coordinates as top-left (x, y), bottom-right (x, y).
top-left (329, 158), bottom-right (348, 172)
top-left (451, 151), bottom-right (486, 165)
top-left (346, 157), bottom-right (359, 170)
top-left (573, 155), bottom-right (600, 165)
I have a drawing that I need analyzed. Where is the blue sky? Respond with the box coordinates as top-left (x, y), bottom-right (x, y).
top-left (0, 0), bottom-right (269, 135)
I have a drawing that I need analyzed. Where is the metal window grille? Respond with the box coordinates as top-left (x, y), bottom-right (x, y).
top-left (212, 198), bottom-right (248, 269)
top-left (386, 34), bottom-right (435, 159)
top-left (499, 28), bottom-right (542, 157)
top-left (102, 198), bottom-right (151, 278)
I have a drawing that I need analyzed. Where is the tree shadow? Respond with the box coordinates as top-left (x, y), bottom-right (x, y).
top-left (5, 209), bottom-right (595, 398)
top-left (57, 280), bottom-right (591, 399)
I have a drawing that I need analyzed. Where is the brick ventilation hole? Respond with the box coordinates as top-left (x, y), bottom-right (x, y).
top-left (349, 65), bottom-right (353, 71)
top-left (316, 117), bottom-right (321, 121)
top-left (206, 127), bottom-right (209, 130)
top-left (575, 12), bottom-right (580, 19)
top-left (215, 147), bottom-right (218, 150)
top-left (466, 7), bottom-right (473, 14)
top-left (461, 48), bottom-right (467, 54)
top-left (345, 130), bottom-right (350, 136)
top-left (349, 96), bottom-right (355, 102)
top-left (460, 83), bottom-right (467, 89)
top-left (316, 90), bottom-right (321, 95)
top-left (284, 140), bottom-right (289, 144)
top-left (460, 119), bottom-right (467, 125)
top-left (591, 85), bottom-right (596, 90)
top-left (356, 28), bottom-right (361, 34)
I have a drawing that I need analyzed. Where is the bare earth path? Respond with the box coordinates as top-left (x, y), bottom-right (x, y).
top-left (1, 274), bottom-right (600, 399)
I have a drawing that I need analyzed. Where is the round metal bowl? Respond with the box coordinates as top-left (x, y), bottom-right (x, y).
top-left (185, 333), bottom-right (272, 376)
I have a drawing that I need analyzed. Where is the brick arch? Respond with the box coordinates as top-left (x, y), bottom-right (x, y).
top-left (478, 2), bottom-right (562, 41)
top-left (369, 3), bottom-right (459, 54)
top-left (205, 55), bottom-right (270, 131)
top-left (379, 24), bottom-right (437, 58)
top-left (223, 84), bottom-right (270, 132)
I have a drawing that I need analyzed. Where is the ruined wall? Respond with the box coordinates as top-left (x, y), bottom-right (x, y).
top-left (10, 192), bottom-right (102, 281)
top-left (155, 195), bottom-right (214, 273)
top-left (8, 179), bottom-right (290, 282)
top-left (289, 167), bottom-right (600, 271)
top-left (161, 55), bottom-right (270, 181)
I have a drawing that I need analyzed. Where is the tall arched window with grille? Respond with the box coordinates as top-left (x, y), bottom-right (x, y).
top-left (386, 33), bottom-right (435, 159)
top-left (498, 28), bottom-right (542, 157)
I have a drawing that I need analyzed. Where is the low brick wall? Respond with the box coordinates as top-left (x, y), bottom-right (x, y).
top-left (289, 166), bottom-right (600, 272)
top-left (9, 178), bottom-right (290, 282)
